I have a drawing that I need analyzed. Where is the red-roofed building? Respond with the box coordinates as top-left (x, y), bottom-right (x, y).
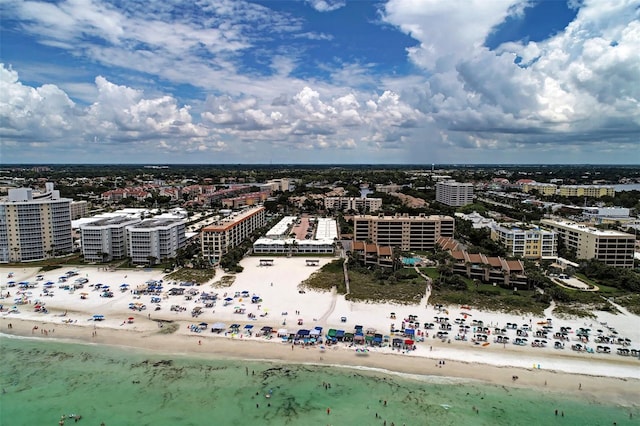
top-left (448, 250), bottom-right (528, 288)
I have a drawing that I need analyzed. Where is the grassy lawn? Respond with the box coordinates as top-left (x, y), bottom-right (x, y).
top-left (164, 268), bottom-right (216, 285)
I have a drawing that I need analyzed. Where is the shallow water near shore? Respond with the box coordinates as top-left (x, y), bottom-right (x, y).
top-left (0, 336), bottom-right (637, 426)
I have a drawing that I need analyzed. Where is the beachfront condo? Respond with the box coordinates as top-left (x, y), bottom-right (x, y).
top-left (201, 206), bottom-right (266, 264)
top-left (540, 219), bottom-right (635, 268)
top-left (0, 183), bottom-right (73, 263)
top-left (353, 213), bottom-right (454, 251)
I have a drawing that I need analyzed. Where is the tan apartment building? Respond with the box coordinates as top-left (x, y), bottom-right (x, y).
top-left (540, 219), bottom-right (635, 268)
top-left (324, 196), bottom-right (382, 213)
top-left (490, 224), bottom-right (558, 259)
top-left (353, 213), bottom-right (454, 251)
top-left (201, 206), bottom-right (266, 264)
top-left (0, 183), bottom-right (73, 263)
top-left (521, 183), bottom-right (557, 196)
top-left (557, 185), bottom-right (615, 198)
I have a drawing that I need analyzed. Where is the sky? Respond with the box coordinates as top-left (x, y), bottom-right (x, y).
top-left (1, 0), bottom-right (639, 165)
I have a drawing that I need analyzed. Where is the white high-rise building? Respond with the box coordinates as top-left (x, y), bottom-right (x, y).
top-left (0, 183), bottom-right (72, 263)
top-left (126, 218), bottom-right (186, 265)
top-left (436, 181), bottom-right (474, 206)
top-left (80, 216), bottom-right (141, 262)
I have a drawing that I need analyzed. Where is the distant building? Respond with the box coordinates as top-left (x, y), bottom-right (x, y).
top-left (375, 183), bottom-right (403, 193)
top-left (354, 213), bottom-right (454, 251)
top-left (582, 207), bottom-right (630, 221)
top-left (126, 218), bottom-right (186, 265)
top-left (454, 211), bottom-right (496, 229)
top-left (201, 206), bottom-right (266, 264)
top-left (435, 181), bottom-right (474, 206)
top-left (490, 224), bottom-right (558, 259)
top-left (324, 196), bottom-right (382, 213)
top-left (522, 183), bottom-right (557, 196)
top-left (221, 191), bottom-right (269, 209)
top-left (0, 183), bottom-right (72, 263)
top-left (80, 216), bottom-right (141, 262)
top-left (70, 200), bottom-right (89, 220)
top-left (557, 185), bottom-right (615, 198)
top-left (540, 219), bottom-right (635, 268)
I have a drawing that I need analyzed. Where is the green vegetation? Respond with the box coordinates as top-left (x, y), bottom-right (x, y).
top-left (164, 267), bottom-right (216, 285)
top-left (553, 304), bottom-right (598, 320)
top-left (212, 275), bottom-right (236, 288)
top-left (429, 286), bottom-right (548, 316)
top-left (301, 260), bottom-right (345, 293)
top-left (156, 322), bottom-right (179, 334)
top-left (301, 260), bottom-right (428, 304)
top-left (613, 294), bottom-right (640, 315)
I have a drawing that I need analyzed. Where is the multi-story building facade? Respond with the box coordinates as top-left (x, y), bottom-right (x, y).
top-left (201, 206), bottom-right (266, 264)
top-left (449, 250), bottom-right (528, 288)
top-left (324, 197), bottom-right (382, 213)
top-left (126, 218), bottom-right (186, 265)
top-left (0, 183), bottom-right (73, 263)
top-left (521, 182), bottom-right (558, 196)
top-left (540, 219), bottom-right (635, 268)
top-left (435, 181), bottom-right (474, 206)
top-left (221, 191), bottom-right (269, 209)
top-left (557, 185), bottom-right (615, 198)
top-left (353, 213), bottom-right (454, 251)
top-left (374, 183), bottom-right (403, 194)
top-left (70, 200), bottom-right (89, 220)
top-left (80, 216), bottom-right (141, 262)
top-left (490, 224), bottom-right (557, 259)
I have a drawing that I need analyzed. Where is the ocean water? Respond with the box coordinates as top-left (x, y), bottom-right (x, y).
top-left (0, 336), bottom-right (637, 426)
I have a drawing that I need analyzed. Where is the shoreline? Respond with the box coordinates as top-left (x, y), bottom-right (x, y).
top-left (3, 316), bottom-right (640, 408)
top-left (2, 262), bottom-right (640, 410)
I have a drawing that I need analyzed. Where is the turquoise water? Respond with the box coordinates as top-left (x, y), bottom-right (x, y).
top-left (401, 257), bottom-right (421, 266)
top-left (0, 336), bottom-right (637, 426)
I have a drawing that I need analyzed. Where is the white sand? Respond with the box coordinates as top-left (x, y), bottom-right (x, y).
top-left (2, 257), bottom-right (639, 383)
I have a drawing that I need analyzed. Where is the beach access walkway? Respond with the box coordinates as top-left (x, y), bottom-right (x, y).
top-left (415, 266), bottom-right (432, 307)
top-left (317, 286), bottom-right (338, 324)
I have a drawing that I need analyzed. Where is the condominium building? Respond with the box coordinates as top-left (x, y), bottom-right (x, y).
top-left (557, 185), bottom-right (615, 198)
top-left (324, 197), bottom-right (382, 213)
top-left (126, 218), bottom-right (186, 265)
top-left (70, 200), bottom-right (89, 220)
top-left (201, 206), bottom-right (266, 264)
top-left (540, 219), bottom-right (635, 268)
top-left (490, 224), bottom-right (558, 259)
top-left (0, 183), bottom-right (72, 263)
top-left (80, 216), bottom-right (141, 262)
top-left (353, 213), bottom-right (454, 251)
top-left (521, 183), bottom-right (557, 196)
top-left (435, 181), bottom-right (474, 207)
top-left (375, 183), bottom-right (403, 194)
top-left (221, 191), bottom-right (269, 209)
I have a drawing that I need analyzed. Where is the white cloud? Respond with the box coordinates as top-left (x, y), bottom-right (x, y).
top-left (305, 0), bottom-right (346, 13)
top-left (382, 0), bottom-right (640, 155)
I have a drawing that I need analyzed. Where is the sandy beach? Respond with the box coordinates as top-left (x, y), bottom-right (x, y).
top-left (2, 258), bottom-right (639, 408)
